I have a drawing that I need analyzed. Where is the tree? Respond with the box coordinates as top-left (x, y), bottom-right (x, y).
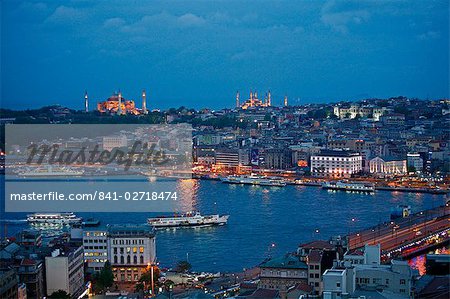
top-left (135, 266), bottom-right (160, 294)
top-left (94, 261), bottom-right (114, 293)
top-left (48, 290), bottom-right (71, 299)
top-left (175, 260), bottom-right (192, 273)
top-left (139, 266), bottom-right (160, 285)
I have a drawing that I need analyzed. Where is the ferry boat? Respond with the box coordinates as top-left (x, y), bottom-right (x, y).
top-left (18, 166), bottom-right (84, 177)
top-left (82, 218), bottom-right (101, 227)
top-left (220, 175), bottom-right (286, 187)
top-left (27, 212), bottom-right (82, 225)
top-left (147, 212), bottom-right (229, 228)
top-left (322, 181), bottom-right (375, 193)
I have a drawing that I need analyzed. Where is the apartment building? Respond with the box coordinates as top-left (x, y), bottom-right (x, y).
top-left (83, 230), bottom-right (108, 272)
top-left (45, 246), bottom-right (84, 298)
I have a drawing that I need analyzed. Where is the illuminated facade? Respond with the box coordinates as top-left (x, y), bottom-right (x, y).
top-left (107, 225), bottom-right (156, 283)
top-left (311, 150), bottom-right (362, 178)
top-left (97, 92), bottom-right (148, 115)
top-left (239, 90), bottom-right (272, 109)
top-left (369, 157), bottom-right (407, 176)
top-left (83, 230), bottom-right (108, 272)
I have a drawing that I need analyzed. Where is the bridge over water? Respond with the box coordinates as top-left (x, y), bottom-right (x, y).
top-left (347, 204), bottom-right (449, 260)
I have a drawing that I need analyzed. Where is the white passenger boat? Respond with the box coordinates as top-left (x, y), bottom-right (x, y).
top-left (220, 175), bottom-right (286, 187)
top-left (147, 211), bottom-right (229, 228)
top-left (18, 166), bottom-right (84, 177)
top-left (322, 181), bottom-right (375, 193)
top-left (27, 212), bottom-right (82, 225)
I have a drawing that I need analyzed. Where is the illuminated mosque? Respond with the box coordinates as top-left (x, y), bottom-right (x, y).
top-left (95, 90), bottom-right (148, 115)
top-left (237, 90), bottom-right (272, 109)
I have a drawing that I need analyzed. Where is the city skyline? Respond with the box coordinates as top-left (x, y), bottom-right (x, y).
top-left (1, 0), bottom-right (448, 110)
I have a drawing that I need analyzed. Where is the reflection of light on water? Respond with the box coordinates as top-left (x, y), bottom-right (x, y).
top-left (408, 247), bottom-right (449, 275)
top-left (413, 192), bottom-right (424, 203)
top-left (147, 176), bottom-right (157, 183)
top-left (262, 189), bottom-right (271, 202)
top-left (391, 191), bottom-right (401, 202)
top-left (176, 179), bottom-right (199, 213)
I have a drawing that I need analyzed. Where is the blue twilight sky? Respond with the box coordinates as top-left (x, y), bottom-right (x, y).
top-left (1, 0), bottom-right (449, 110)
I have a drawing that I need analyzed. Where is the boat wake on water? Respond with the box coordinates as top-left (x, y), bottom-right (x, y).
top-left (0, 219), bottom-right (27, 224)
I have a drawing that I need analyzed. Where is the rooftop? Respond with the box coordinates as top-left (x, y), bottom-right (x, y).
top-left (299, 240), bottom-right (333, 251)
top-left (307, 249), bottom-right (323, 263)
top-left (107, 224), bottom-right (155, 237)
top-left (260, 254), bottom-right (307, 269)
top-left (316, 149), bottom-right (360, 157)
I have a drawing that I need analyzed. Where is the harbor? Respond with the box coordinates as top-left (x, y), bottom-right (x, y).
top-left (1, 178), bottom-right (446, 272)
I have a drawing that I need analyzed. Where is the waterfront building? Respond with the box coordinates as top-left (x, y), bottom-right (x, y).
top-left (107, 224), bottom-right (156, 283)
top-left (265, 148), bottom-right (293, 170)
top-left (0, 267), bottom-right (18, 299)
top-left (259, 253), bottom-right (308, 293)
top-left (369, 156), bottom-right (407, 176)
top-left (215, 148), bottom-right (249, 168)
top-left (310, 150), bottom-right (362, 178)
top-left (196, 155), bottom-right (215, 166)
top-left (83, 230), bottom-right (108, 272)
top-left (407, 153), bottom-right (424, 172)
top-left (45, 246), bottom-right (84, 298)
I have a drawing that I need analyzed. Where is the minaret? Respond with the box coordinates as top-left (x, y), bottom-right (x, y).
top-left (84, 90), bottom-right (89, 112)
top-left (142, 89), bottom-right (148, 114)
top-left (284, 95), bottom-right (288, 107)
top-left (118, 91), bottom-right (123, 115)
top-left (236, 91), bottom-right (240, 108)
top-left (254, 91), bottom-right (258, 100)
top-left (268, 90), bottom-right (272, 106)
top-left (249, 90), bottom-right (254, 107)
